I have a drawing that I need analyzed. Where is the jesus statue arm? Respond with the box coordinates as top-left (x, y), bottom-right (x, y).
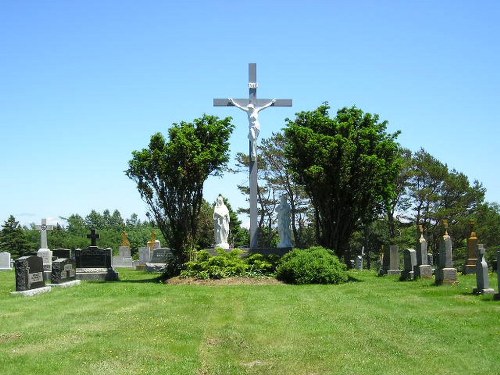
top-left (228, 98), bottom-right (248, 112)
top-left (256, 98), bottom-right (277, 113)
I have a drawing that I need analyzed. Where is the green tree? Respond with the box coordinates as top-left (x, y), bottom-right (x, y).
top-left (126, 114), bottom-right (234, 267)
top-left (285, 104), bottom-right (401, 261)
top-left (0, 215), bottom-right (30, 258)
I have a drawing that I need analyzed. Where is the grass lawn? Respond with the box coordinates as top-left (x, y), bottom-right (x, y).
top-left (0, 268), bottom-right (499, 375)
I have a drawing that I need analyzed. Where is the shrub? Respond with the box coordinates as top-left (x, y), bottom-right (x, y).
top-left (276, 247), bottom-right (348, 284)
top-left (180, 249), bottom-right (279, 279)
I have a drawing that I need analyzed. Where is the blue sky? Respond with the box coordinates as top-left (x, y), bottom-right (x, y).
top-left (1, 1), bottom-right (499, 228)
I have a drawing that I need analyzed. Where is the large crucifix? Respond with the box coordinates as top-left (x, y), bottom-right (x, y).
top-left (214, 63), bottom-right (292, 249)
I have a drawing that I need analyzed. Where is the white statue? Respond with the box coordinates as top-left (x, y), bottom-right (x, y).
top-left (229, 98), bottom-right (276, 158)
top-left (276, 194), bottom-right (292, 248)
top-left (213, 195), bottom-right (230, 249)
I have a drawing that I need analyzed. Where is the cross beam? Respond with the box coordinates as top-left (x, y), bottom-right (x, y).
top-left (213, 63), bottom-right (292, 249)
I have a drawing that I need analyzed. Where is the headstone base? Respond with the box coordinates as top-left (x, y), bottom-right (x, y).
top-left (472, 287), bottom-right (495, 295)
top-left (145, 263), bottom-right (166, 273)
top-left (464, 263), bottom-right (477, 275)
top-left (400, 270), bottom-right (414, 281)
top-left (10, 286), bottom-right (51, 297)
top-left (435, 268), bottom-right (458, 284)
top-left (47, 280), bottom-right (81, 288)
top-left (135, 264), bottom-right (146, 271)
top-left (112, 257), bottom-right (134, 268)
top-left (415, 265), bottom-right (433, 279)
top-left (387, 270), bottom-right (401, 276)
top-left (76, 268), bottom-right (119, 281)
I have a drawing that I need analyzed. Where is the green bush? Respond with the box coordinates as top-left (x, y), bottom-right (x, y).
top-left (180, 249), bottom-right (278, 279)
top-left (276, 247), bottom-right (348, 284)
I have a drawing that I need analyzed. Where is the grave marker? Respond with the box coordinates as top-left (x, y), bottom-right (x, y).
top-left (472, 244), bottom-right (494, 294)
top-left (401, 249), bottom-right (417, 280)
top-left (0, 251), bottom-right (12, 271)
top-left (435, 220), bottom-right (458, 285)
top-left (12, 255), bottom-right (51, 296)
top-left (415, 224), bottom-right (433, 278)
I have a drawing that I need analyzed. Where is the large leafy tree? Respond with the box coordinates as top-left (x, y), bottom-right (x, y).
top-left (126, 114), bottom-right (234, 265)
top-left (285, 104), bottom-right (401, 261)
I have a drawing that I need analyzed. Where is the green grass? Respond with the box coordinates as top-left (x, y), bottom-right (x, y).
top-left (0, 269), bottom-right (499, 375)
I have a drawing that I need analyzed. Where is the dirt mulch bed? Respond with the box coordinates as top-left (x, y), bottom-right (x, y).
top-left (165, 276), bottom-right (284, 286)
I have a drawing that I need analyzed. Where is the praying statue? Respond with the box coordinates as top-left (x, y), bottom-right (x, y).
top-left (213, 195), bottom-right (230, 249)
top-left (228, 98), bottom-right (276, 158)
top-left (276, 194), bottom-right (292, 248)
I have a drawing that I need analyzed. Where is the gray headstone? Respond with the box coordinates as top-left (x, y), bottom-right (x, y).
top-left (50, 258), bottom-right (77, 284)
top-left (435, 232), bottom-right (457, 285)
top-left (401, 249), bottom-right (417, 280)
top-left (356, 255), bottom-right (363, 270)
top-left (415, 235), bottom-right (432, 278)
top-left (37, 248), bottom-right (53, 280)
top-left (138, 247), bottom-right (150, 263)
top-left (112, 246), bottom-right (134, 268)
top-left (0, 251), bottom-right (12, 270)
top-left (150, 248), bottom-right (173, 263)
top-left (14, 256), bottom-right (46, 291)
top-left (473, 244), bottom-right (494, 294)
top-left (494, 250), bottom-right (500, 300)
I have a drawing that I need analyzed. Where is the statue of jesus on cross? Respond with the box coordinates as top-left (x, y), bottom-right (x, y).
top-left (228, 98), bottom-right (276, 158)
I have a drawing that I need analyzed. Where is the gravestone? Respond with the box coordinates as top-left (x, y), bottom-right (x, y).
top-left (435, 221), bottom-right (458, 285)
top-left (356, 255), bottom-right (363, 270)
top-left (401, 249), bottom-right (417, 280)
top-left (112, 245), bottom-right (134, 268)
top-left (494, 250), bottom-right (500, 301)
top-left (138, 247), bottom-right (150, 263)
top-left (380, 245), bottom-right (401, 276)
top-left (146, 247), bottom-right (174, 272)
top-left (464, 221), bottom-right (478, 275)
top-left (415, 225), bottom-right (433, 278)
top-left (147, 232), bottom-right (161, 250)
top-left (36, 218), bottom-right (54, 280)
top-left (0, 251), bottom-right (12, 271)
top-left (12, 256), bottom-right (51, 296)
top-left (75, 229), bottom-right (119, 281)
top-left (52, 248), bottom-right (72, 260)
top-left (473, 244), bottom-right (494, 294)
top-left (49, 258), bottom-right (80, 287)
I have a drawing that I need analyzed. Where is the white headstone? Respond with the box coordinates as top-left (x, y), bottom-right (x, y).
top-left (0, 251), bottom-right (12, 270)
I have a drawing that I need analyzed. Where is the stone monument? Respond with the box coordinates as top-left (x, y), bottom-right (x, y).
top-left (0, 251), bottom-right (12, 271)
top-left (113, 231), bottom-right (134, 268)
top-left (464, 220), bottom-right (478, 275)
top-left (75, 229), bottom-right (119, 281)
top-left (472, 244), bottom-right (494, 294)
top-left (276, 194), bottom-right (293, 248)
top-left (494, 250), bottom-right (500, 300)
top-left (12, 255), bottom-right (51, 296)
top-left (415, 224), bottom-right (433, 278)
top-left (36, 218), bottom-right (54, 281)
top-left (214, 63), bottom-right (292, 249)
top-left (435, 220), bottom-right (458, 285)
top-left (401, 249), bottom-right (417, 280)
top-left (213, 195), bottom-right (230, 250)
top-left (380, 245), bottom-right (400, 276)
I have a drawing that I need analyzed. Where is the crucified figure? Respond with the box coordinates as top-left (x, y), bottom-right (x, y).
top-left (229, 98), bottom-right (276, 158)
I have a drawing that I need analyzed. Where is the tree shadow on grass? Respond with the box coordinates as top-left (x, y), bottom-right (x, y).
top-left (118, 274), bottom-right (165, 284)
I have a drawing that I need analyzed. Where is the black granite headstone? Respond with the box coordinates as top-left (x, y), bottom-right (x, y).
top-left (51, 258), bottom-right (76, 284)
top-left (52, 249), bottom-right (72, 259)
top-left (15, 256), bottom-right (45, 291)
top-left (75, 247), bottom-right (112, 269)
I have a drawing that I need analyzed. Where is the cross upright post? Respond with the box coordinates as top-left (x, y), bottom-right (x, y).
top-left (214, 63), bottom-right (292, 249)
top-left (35, 218), bottom-right (54, 249)
top-left (87, 228), bottom-right (100, 247)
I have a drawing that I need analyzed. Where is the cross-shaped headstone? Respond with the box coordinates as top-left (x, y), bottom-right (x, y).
top-left (35, 218), bottom-right (54, 249)
top-left (214, 63), bottom-right (292, 249)
top-left (87, 229), bottom-right (100, 247)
